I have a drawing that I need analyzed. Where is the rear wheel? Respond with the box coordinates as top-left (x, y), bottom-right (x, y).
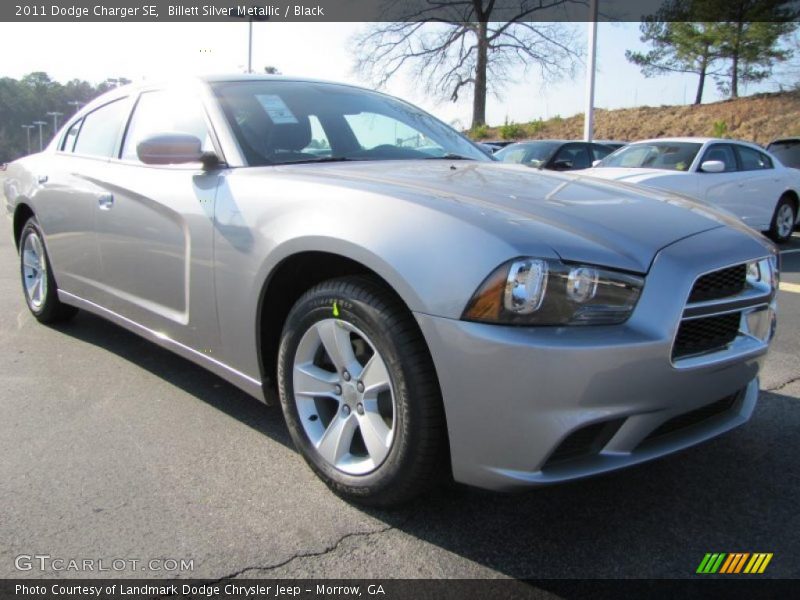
top-left (19, 217), bottom-right (78, 324)
top-left (276, 276), bottom-right (447, 507)
top-left (769, 196), bottom-right (797, 243)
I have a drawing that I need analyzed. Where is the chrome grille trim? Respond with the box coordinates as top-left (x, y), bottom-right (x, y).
top-left (671, 257), bottom-right (775, 369)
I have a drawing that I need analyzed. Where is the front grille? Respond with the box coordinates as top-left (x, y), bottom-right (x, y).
top-left (672, 313), bottom-right (740, 360)
top-left (542, 418), bottom-right (625, 468)
top-left (643, 392), bottom-right (740, 443)
top-left (688, 264), bottom-right (747, 303)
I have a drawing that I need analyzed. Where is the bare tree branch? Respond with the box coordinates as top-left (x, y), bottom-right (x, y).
top-left (351, 0), bottom-right (584, 128)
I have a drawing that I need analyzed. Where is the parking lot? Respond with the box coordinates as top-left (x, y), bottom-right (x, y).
top-left (0, 199), bottom-right (798, 581)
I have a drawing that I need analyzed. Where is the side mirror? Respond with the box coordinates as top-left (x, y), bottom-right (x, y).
top-left (700, 160), bottom-right (725, 173)
top-left (137, 133), bottom-right (219, 168)
top-left (592, 159), bottom-right (602, 167)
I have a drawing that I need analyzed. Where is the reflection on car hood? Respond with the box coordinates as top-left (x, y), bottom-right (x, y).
top-left (578, 166), bottom-right (684, 183)
top-left (266, 160), bottom-right (754, 273)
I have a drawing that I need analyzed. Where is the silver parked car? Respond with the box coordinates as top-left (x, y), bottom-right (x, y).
top-left (4, 76), bottom-right (779, 506)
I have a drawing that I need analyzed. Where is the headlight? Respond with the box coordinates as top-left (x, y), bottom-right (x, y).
top-left (463, 258), bottom-right (644, 325)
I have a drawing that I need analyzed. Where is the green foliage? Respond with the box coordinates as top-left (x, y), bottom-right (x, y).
top-left (499, 119), bottom-right (525, 140)
top-left (711, 120), bottom-right (729, 137)
top-left (0, 72), bottom-right (120, 161)
top-left (627, 0), bottom-right (798, 102)
top-left (626, 20), bottom-right (727, 104)
top-left (470, 124), bottom-right (489, 139)
top-left (527, 119), bottom-right (546, 135)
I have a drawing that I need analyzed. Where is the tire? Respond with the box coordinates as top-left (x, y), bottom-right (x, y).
top-left (768, 196), bottom-right (797, 243)
top-left (19, 217), bottom-right (78, 324)
top-left (276, 276), bottom-right (447, 507)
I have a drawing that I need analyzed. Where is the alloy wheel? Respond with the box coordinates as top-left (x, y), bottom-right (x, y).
top-left (292, 318), bottom-right (396, 475)
top-left (777, 203), bottom-right (794, 239)
top-left (22, 231), bottom-right (48, 309)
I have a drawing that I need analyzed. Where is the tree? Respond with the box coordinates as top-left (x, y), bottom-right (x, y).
top-left (0, 73), bottom-right (127, 162)
top-left (629, 0), bottom-right (798, 102)
top-left (351, 1), bottom-right (582, 129)
top-left (716, 24), bottom-right (796, 97)
top-left (263, 66), bottom-right (281, 74)
top-left (626, 21), bottom-right (725, 104)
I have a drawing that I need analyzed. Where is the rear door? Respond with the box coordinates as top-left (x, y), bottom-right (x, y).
top-left (732, 144), bottom-right (783, 230)
top-left (95, 88), bottom-right (222, 352)
top-left (33, 97), bottom-right (132, 303)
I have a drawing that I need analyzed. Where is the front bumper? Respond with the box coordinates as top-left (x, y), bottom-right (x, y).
top-left (416, 226), bottom-right (774, 491)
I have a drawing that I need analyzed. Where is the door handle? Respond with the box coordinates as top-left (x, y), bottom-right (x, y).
top-left (98, 193), bottom-right (114, 210)
top-left (37, 175), bottom-right (48, 184)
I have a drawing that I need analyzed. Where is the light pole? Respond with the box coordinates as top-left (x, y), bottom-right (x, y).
top-left (67, 100), bottom-right (84, 114)
top-left (248, 17), bottom-right (253, 73)
top-left (47, 111), bottom-right (63, 134)
top-left (21, 125), bottom-right (34, 155)
top-left (33, 121), bottom-right (48, 152)
top-left (583, 0), bottom-right (598, 142)
top-left (235, 10), bottom-right (269, 74)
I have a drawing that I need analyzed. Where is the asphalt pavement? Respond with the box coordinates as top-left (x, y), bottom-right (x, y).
top-left (0, 211), bottom-right (798, 581)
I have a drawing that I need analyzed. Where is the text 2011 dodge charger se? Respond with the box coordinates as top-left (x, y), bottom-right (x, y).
top-left (4, 76), bottom-right (779, 506)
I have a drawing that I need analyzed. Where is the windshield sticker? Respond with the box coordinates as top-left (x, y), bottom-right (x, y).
top-left (256, 94), bottom-right (299, 125)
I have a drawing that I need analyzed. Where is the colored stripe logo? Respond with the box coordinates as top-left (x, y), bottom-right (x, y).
top-left (696, 553), bottom-right (773, 574)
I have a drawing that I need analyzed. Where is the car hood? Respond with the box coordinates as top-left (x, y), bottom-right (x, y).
top-left (578, 166), bottom-right (682, 184)
top-left (266, 161), bottom-right (750, 273)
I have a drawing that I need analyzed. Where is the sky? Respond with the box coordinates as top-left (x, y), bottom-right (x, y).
top-left (0, 21), bottom-right (793, 129)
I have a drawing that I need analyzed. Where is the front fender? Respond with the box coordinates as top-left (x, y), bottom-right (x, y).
top-left (210, 169), bottom-right (540, 383)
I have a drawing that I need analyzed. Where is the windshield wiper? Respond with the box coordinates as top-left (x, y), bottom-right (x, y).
top-left (424, 153), bottom-right (475, 160)
top-left (279, 156), bottom-right (356, 166)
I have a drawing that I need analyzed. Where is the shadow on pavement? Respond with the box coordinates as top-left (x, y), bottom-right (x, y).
top-left (52, 311), bottom-right (294, 450)
top-left (49, 311), bottom-right (799, 579)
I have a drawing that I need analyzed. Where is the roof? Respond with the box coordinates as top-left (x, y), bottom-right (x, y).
top-left (629, 137), bottom-right (766, 150)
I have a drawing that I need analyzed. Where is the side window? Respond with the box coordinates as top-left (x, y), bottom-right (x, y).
top-left (302, 115), bottom-right (332, 156)
top-left (73, 99), bottom-right (130, 158)
top-left (60, 119), bottom-right (82, 153)
top-left (121, 90), bottom-right (212, 162)
top-left (736, 145), bottom-right (773, 171)
top-left (701, 144), bottom-right (737, 172)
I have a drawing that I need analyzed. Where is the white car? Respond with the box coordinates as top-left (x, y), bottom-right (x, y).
top-left (582, 137), bottom-right (800, 242)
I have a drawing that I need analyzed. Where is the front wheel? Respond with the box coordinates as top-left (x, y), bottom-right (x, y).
top-left (19, 217), bottom-right (78, 324)
top-left (276, 276), bottom-right (447, 507)
top-left (769, 196), bottom-right (797, 243)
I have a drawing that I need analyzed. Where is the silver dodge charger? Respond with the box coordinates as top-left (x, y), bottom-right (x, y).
top-left (3, 76), bottom-right (779, 506)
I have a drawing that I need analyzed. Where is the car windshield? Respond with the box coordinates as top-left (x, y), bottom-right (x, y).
top-left (767, 139), bottom-right (800, 168)
top-left (211, 80), bottom-right (488, 166)
top-left (599, 142), bottom-right (702, 172)
top-left (495, 142), bottom-right (558, 165)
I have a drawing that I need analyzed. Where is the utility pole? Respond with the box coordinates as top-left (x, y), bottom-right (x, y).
top-left (248, 17), bottom-right (253, 73)
top-left (67, 100), bottom-right (84, 114)
top-left (47, 111), bottom-right (63, 134)
top-left (238, 10), bottom-right (269, 74)
top-left (21, 125), bottom-right (34, 155)
top-left (583, 0), bottom-right (598, 142)
top-left (33, 121), bottom-right (48, 152)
